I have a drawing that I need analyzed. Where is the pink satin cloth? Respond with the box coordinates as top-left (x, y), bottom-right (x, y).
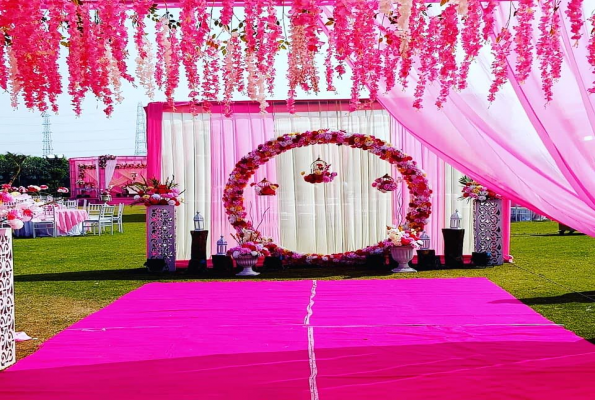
top-left (2, 278), bottom-right (594, 399)
top-left (54, 209), bottom-right (88, 234)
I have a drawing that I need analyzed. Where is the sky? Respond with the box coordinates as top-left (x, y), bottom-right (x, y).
top-left (0, 9), bottom-right (354, 158)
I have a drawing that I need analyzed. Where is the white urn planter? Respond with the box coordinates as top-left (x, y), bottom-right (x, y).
top-left (234, 255), bottom-right (260, 276)
top-left (0, 228), bottom-right (16, 370)
top-left (390, 246), bottom-right (417, 273)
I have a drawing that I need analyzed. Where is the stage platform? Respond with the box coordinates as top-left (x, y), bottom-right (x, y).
top-left (1, 278), bottom-right (594, 399)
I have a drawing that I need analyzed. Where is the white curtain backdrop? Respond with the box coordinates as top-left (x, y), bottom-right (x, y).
top-left (272, 107), bottom-right (393, 254)
top-left (161, 104), bottom-right (473, 260)
top-left (161, 112), bottom-right (211, 259)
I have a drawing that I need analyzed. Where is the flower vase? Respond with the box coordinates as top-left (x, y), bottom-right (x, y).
top-left (473, 199), bottom-right (503, 266)
top-left (146, 205), bottom-right (176, 272)
top-left (235, 255), bottom-right (260, 276)
top-left (390, 246), bottom-right (417, 273)
top-left (0, 228), bottom-right (15, 370)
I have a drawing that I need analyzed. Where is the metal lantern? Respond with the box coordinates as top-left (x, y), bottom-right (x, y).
top-left (216, 235), bottom-right (228, 255)
top-left (450, 210), bottom-right (462, 229)
top-left (193, 212), bottom-right (205, 231)
top-left (420, 232), bottom-right (431, 249)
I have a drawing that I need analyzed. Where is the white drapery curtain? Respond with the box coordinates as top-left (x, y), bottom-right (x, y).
top-left (160, 103), bottom-right (473, 260)
top-left (104, 159), bottom-right (118, 189)
top-left (161, 112), bottom-right (211, 259)
top-left (272, 107), bottom-right (393, 254)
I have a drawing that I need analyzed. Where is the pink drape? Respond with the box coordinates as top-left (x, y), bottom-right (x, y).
top-left (495, 1), bottom-right (595, 214)
top-left (371, 4), bottom-right (595, 236)
top-left (390, 122), bottom-right (446, 253)
top-left (146, 102), bottom-right (164, 180)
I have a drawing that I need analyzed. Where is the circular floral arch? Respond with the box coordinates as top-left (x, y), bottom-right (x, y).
top-left (223, 129), bottom-right (432, 265)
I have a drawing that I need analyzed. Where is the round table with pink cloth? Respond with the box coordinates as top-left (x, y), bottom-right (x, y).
top-left (14, 208), bottom-right (89, 237)
top-left (54, 209), bottom-right (88, 235)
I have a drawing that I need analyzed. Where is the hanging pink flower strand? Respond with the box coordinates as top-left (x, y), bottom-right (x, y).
top-left (488, 28), bottom-right (513, 103)
top-left (588, 16), bottom-right (595, 93)
top-left (565, 0), bottom-right (585, 43)
top-left (536, 0), bottom-right (563, 103)
top-left (514, 0), bottom-right (536, 83)
top-left (0, 0), bottom-right (592, 114)
top-left (286, 0), bottom-right (322, 114)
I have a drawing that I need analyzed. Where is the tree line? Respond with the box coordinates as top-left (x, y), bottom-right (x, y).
top-left (0, 153), bottom-right (69, 191)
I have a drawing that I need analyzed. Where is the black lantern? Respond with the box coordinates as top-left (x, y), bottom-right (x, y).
top-left (216, 235), bottom-right (228, 255)
top-left (193, 212), bottom-right (205, 231)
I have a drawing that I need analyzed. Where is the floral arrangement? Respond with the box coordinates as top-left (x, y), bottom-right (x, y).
top-left (100, 186), bottom-right (113, 196)
top-left (1, 0), bottom-right (587, 117)
top-left (0, 184), bottom-right (16, 204)
top-left (76, 179), bottom-right (85, 187)
top-left (115, 163), bottom-right (147, 169)
top-left (227, 241), bottom-right (271, 259)
top-left (78, 164), bottom-right (97, 181)
top-left (57, 187), bottom-right (69, 194)
top-left (98, 155), bottom-right (117, 169)
top-left (372, 174), bottom-right (401, 193)
top-left (222, 129), bottom-right (432, 265)
top-left (459, 176), bottom-right (501, 202)
top-left (0, 184), bottom-right (40, 230)
top-left (301, 157), bottom-right (337, 184)
top-left (386, 226), bottom-right (423, 249)
top-left (132, 176), bottom-right (182, 207)
top-left (250, 178), bottom-right (279, 196)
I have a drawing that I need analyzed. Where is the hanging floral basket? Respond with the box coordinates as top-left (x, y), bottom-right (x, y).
top-left (301, 157), bottom-right (337, 184)
top-left (250, 178), bottom-right (279, 196)
top-left (372, 174), bottom-right (400, 193)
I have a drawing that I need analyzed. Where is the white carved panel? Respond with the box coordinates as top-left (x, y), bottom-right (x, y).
top-left (473, 199), bottom-right (504, 265)
top-left (146, 205), bottom-right (176, 272)
top-left (0, 228), bottom-right (15, 370)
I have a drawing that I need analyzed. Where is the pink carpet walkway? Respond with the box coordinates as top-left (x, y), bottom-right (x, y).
top-left (1, 278), bottom-right (595, 399)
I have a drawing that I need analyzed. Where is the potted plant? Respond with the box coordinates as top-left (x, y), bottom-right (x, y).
top-left (228, 241), bottom-right (270, 276)
top-left (387, 226), bottom-right (423, 273)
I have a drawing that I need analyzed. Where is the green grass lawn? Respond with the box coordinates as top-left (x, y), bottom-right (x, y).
top-left (12, 206), bottom-right (595, 359)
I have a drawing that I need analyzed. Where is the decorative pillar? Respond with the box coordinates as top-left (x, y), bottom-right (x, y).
top-left (0, 228), bottom-right (15, 370)
top-left (473, 199), bottom-right (503, 266)
top-left (188, 230), bottom-right (208, 273)
top-left (442, 228), bottom-right (465, 268)
top-left (146, 205), bottom-right (176, 272)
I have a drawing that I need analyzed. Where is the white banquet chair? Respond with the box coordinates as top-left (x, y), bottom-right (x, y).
top-left (82, 204), bottom-right (103, 235)
top-left (99, 205), bottom-right (116, 235)
top-left (32, 205), bottom-right (57, 238)
top-left (113, 203), bottom-right (124, 233)
top-left (66, 200), bottom-right (78, 209)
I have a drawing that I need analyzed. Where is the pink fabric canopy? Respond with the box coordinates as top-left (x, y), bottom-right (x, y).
top-left (368, 1), bottom-right (595, 235)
